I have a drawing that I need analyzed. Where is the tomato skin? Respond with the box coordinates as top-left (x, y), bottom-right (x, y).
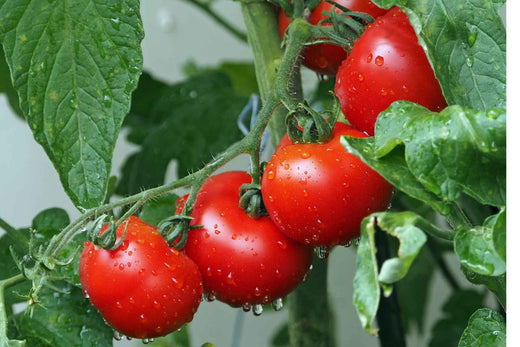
top-left (278, 0), bottom-right (388, 75)
top-left (262, 123), bottom-right (393, 246)
top-left (183, 171), bottom-right (313, 307)
top-left (79, 216), bottom-right (203, 339)
top-left (335, 7), bottom-right (447, 135)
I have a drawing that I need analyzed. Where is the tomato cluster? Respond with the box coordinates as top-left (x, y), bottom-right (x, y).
top-left (78, 1), bottom-right (447, 341)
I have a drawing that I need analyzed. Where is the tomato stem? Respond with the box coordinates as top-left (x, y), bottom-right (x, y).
top-left (0, 273), bottom-right (26, 346)
top-left (287, 255), bottom-right (336, 346)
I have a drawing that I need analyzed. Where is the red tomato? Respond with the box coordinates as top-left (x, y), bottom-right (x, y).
top-left (183, 171), bottom-right (313, 307)
top-left (79, 216), bottom-right (203, 339)
top-left (262, 123), bottom-right (393, 246)
top-left (335, 7), bottom-right (447, 135)
top-left (278, 0), bottom-right (388, 75)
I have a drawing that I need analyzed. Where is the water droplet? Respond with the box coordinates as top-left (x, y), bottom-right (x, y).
top-left (375, 56), bottom-right (384, 66)
top-left (242, 302), bottom-right (252, 312)
top-left (253, 304), bottom-right (263, 316)
top-left (465, 56), bottom-right (474, 67)
top-left (254, 287), bottom-right (262, 297)
top-left (172, 276), bottom-right (184, 289)
top-left (129, 297), bottom-right (135, 304)
top-left (467, 25), bottom-right (478, 47)
top-left (272, 298), bottom-right (283, 311)
top-left (110, 17), bottom-right (121, 30)
top-left (119, 263), bottom-right (125, 270)
top-left (380, 88), bottom-right (388, 96)
top-left (302, 189), bottom-right (308, 197)
top-left (267, 170), bottom-right (275, 180)
top-left (226, 272), bottom-right (237, 286)
top-left (277, 240), bottom-right (287, 249)
top-left (358, 73), bottom-right (364, 81)
top-left (69, 95), bottom-right (78, 109)
top-left (315, 246), bottom-right (330, 259)
top-left (344, 240), bottom-right (353, 248)
top-left (284, 163), bottom-right (290, 170)
top-left (300, 151), bottom-right (311, 159)
top-left (142, 337), bottom-right (154, 344)
top-left (366, 53), bottom-right (373, 63)
top-left (82, 290), bottom-right (89, 298)
top-left (113, 330), bottom-right (124, 341)
top-left (102, 89), bottom-right (112, 108)
top-left (355, 237), bottom-right (361, 246)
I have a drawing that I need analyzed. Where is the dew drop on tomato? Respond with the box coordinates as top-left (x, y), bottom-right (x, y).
top-left (253, 304), bottom-right (263, 316)
top-left (242, 302), bottom-right (251, 312)
top-left (272, 298), bottom-right (284, 311)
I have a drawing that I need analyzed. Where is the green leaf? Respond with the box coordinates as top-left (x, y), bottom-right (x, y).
top-left (117, 70), bottom-right (248, 196)
top-left (0, 44), bottom-right (23, 118)
top-left (353, 211), bottom-right (430, 335)
top-left (139, 193), bottom-right (179, 227)
top-left (342, 103), bottom-right (506, 210)
top-left (11, 285), bottom-right (113, 346)
top-left (395, 239), bottom-right (435, 334)
top-left (428, 290), bottom-right (485, 347)
top-left (462, 268), bottom-right (505, 309)
top-left (373, 0), bottom-right (506, 110)
top-left (31, 208), bottom-right (70, 238)
top-left (183, 60), bottom-right (258, 96)
top-left (0, 0), bottom-right (144, 209)
top-left (455, 209), bottom-right (505, 276)
top-left (0, 229), bottom-right (31, 309)
top-left (458, 308), bottom-right (506, 347)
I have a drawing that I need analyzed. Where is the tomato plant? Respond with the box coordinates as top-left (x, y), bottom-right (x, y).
top-left (278, 0), bottom-right (388, 75)
top-left (0, 0), bottom-right (506, 346)
top-left (335, 6), bottom-right (447, 135)
top-left (262, 122), bottom-right (393, 246)
top-left (79, 216), bottom-right (203, 339)
top-left (182, 171), bottom-right (313, 308)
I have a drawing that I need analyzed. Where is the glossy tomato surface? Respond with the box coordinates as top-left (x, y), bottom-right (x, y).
top-left (262, 123), bottom-right (393, 246)
top-left (279, 0), bottom-right (388, 75)
top-left (79, 216), bottom-right (203, 339)
top-left (183, 171), bottom-right (313, 307)
top-left (335, 7), bottom-right (447, 135)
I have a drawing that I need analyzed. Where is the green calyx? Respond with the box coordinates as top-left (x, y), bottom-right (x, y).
top-left (239, 183), bottom-right (268, 219)
top-left (157, 215), bottom-right (201, 249)
top-left (86, 215), bottom-right (128, 251)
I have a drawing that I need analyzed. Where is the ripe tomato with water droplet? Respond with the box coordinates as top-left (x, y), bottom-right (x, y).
top-left (262, 123), bottom-right (393, 246)
top-left (79, 216), bottom-right (203, 339)
top-left (182, 171), bottom-right (313, 307)
top-left (335, 7), bottom-right (447, 135)
top-left (278, 0), bottom-right (388, 75)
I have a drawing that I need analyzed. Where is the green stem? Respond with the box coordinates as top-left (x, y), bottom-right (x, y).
top-left (0, 274), bottom-right (25, 345)
top-left (287, 256), bottom-right (336, 347)
top-left (240, 0), bottom-right (294, 145)
top-left (444, 202), bottom-right (472, 231)
top-left (182, 0), bottom-right (249, 43)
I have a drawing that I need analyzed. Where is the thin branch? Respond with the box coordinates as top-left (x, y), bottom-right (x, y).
top-left (182, 0), bottom-right (248, 43)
